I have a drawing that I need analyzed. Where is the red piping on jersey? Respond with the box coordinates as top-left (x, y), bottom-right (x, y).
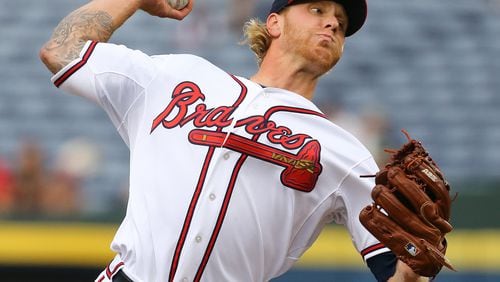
top-left (194, 154), bottom-right (249, 281)
top-left (106, 261), bottom-right (124, 278)
top-left (96, 260), bottom-right (124, 281)
top-left (263, 105), bottom-right (328, 120)
top-left (54, 41), bottom-right (98, 88)
top-left (168, 75), bottom-right (247, 282)
top-left (361, 243), bottom-right (386, 257)
top-left (168, 141), bottom-right (216, 282)
top-left (193, 105), bottom-right (326, 280)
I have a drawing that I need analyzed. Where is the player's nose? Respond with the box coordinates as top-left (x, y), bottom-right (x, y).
top-left (324, 16), bottom-right (341, 35)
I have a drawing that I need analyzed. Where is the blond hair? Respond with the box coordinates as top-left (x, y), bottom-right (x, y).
top-left (241, 18), bottom-right (272, 65)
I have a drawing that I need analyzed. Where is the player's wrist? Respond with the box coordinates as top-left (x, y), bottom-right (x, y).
top-left (388, 260), bottom-right (429, 282)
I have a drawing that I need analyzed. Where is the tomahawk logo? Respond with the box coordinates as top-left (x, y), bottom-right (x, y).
top-left (189, 129), bottom-right (322, 192)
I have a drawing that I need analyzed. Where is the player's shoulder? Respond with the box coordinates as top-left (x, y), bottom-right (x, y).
top-left (313, 116), bottom-right (375, 163)
top-left (151, 53), bottom-right (218, 69)
top-left (152, 53), bottom-right (203, 62)
top-left (93, 43), bottom-right (209, 66)
top-left (150, 53), bottom-right (232, 79)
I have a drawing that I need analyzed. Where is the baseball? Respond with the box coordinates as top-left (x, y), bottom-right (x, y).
top-left (166, 0), bottom-right (188, 10)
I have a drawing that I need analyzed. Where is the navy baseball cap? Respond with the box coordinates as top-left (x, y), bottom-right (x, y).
top-left (268, 0), bottom-right (367, 37)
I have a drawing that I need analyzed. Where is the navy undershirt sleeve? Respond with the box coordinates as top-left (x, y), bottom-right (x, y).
top-left (366, 252), bottom-right (397, 282)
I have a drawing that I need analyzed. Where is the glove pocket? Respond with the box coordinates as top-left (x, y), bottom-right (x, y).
top-left (370, 185), bottom-right (441, 244)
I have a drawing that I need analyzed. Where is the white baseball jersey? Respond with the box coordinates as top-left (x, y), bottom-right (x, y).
top-left (52, 41), bottom-right (389, 282)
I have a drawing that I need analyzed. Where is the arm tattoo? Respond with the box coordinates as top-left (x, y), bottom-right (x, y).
top-left (43, 9), bottom-right (114, 73)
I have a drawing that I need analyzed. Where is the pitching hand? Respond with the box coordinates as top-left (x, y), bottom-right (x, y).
top-left (139, 0), bottom-right (194, 20)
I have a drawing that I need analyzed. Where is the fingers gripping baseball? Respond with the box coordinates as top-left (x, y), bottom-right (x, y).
top-left (139, 0), bottom-right (194, 19)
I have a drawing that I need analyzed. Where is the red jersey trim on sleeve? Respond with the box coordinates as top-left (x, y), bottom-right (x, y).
top-left (361, 243), bottom-right (391, 261)
top-left (53, 41), bottom-right (98, 88)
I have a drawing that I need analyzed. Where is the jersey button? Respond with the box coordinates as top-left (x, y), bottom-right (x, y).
top-left (223, 153), bottom-right (230, 160)
top-left (182, 277), bottom-right (189, 282)
top-left (195, 235), bottom-right (202, 243)
top-left (209, 193), bottom-right (216, 201)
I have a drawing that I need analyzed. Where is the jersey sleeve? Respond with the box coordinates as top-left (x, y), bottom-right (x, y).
top-left (51, 41), bottom-right (157, 146)
top-left (334, 156), bottom-right (391, 261)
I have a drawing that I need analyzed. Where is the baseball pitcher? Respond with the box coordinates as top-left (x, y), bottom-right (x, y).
top-left (40, 0), bottom-right (453, 281)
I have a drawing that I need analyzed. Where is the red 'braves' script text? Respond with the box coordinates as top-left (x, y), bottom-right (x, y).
top-left (151, 81), bottom-right (311, 150)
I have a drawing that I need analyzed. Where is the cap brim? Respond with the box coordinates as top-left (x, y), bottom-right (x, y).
top-left (335, 0), bottom-right (367, 37)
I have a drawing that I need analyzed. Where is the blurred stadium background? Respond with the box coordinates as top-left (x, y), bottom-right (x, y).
top-left (1, 0), bottom-right (499, 281)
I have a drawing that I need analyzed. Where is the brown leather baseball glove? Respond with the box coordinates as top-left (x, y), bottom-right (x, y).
top-left (359, 130), bottom-right (455, 277)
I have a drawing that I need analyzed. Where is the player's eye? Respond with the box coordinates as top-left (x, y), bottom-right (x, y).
top-left (338, 21), bottom-right (345, 30)
top-left (310, 7), bottom-right (323, 14)
top-left (337, 17), bottom-right (348, 32)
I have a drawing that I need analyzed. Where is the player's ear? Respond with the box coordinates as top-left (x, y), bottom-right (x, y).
top-left (266, 13), bottom-right (282, 38)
